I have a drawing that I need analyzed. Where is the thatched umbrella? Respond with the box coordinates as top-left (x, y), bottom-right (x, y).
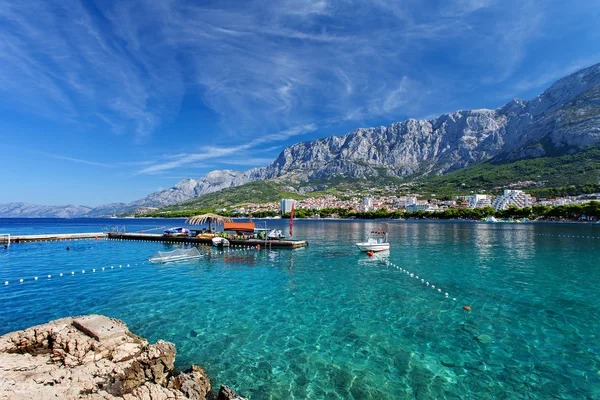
top-left (185, 213), bottom-right (232, 232)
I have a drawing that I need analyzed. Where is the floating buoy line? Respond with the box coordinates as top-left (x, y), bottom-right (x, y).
top-left (2, 245), bottom-right (267, 287)
top-left (534, 233), bottom-right (600, 239)
top-left (381, 259), bottom-right (458, 302)
top-left (3, 263), bottom-right (132, 286)
top-left (393, 227), bottom-right (600, 241)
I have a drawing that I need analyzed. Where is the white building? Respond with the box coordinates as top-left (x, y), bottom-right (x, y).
top-left (468, 194), bottom-right (492, 209)
top-left (492, 190), bottom-right (534, 210)
top-left (406, 202), bottom-right (438, 212)
top-left (280, 199), bottom-right (297, 214)
top-left (396, 196), bottom-right (418, 208)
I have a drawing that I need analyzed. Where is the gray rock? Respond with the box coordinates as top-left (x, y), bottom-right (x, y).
top-left (217, 385), bottom-right (248, 400)
top-left (0, 315), bottom-right (215, 399)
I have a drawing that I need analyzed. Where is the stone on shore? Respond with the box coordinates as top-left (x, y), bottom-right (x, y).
top-left (0, 315), bottom-right (245, 400)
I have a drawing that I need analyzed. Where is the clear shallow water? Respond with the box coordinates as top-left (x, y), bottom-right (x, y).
top-left (1, 218), bottom-right (599, 399)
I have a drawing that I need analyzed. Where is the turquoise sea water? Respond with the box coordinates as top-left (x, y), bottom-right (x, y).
top-left (1, 218), bottom-right (599, 399)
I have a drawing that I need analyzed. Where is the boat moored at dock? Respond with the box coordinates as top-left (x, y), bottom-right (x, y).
top-left (212, 237), bottom-right (230, 247)
top-left (163, 227), bottom-right (190, 237)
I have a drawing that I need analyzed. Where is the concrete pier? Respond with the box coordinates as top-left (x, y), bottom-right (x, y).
top-left (107, 232), bottom-right (308, 249)
top-left (1, 232), bottom-right (106, 243)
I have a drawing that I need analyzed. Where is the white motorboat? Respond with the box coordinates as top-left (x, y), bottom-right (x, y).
top-left (356, 231), bottom-right (390, 252)
top-left (149, 248), bottom-right (203, 263)
top-left (163, 227), bottom-right (190, 237)
top-left (212, 237), bottom-right (230, 247)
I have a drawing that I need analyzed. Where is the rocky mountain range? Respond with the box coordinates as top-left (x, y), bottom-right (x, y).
top-left (1, 63), bottom-right (599, 218)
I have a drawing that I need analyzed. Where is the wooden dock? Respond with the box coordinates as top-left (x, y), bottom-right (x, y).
top-left (1, 233), bottom-right (107, 243)
top-left (107, 232), bottom-right (308, 249)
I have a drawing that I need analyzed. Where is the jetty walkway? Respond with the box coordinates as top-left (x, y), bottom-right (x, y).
top-left (1, 233), bottom-right (106, 244)
top-left (1, 232), bottom-right (307, 249)
top-left (107, 232), bottom-right (308, 249)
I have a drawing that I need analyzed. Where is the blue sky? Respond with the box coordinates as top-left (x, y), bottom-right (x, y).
top-left (0, 0), bottom-right (599, 206)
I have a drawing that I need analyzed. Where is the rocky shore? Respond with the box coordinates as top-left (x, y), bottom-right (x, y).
top-left (0, 315), bottom-right (246, 400)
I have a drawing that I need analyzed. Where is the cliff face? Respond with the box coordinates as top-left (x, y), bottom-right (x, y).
top-left (260, 63), bottom-right (600, 180)
top-left (1, 63), bottom-right (599, 217)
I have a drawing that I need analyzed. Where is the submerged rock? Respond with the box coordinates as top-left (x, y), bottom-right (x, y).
top-left (476, 334), bottom-right (494, 344)
top-left (0, 315), bottom-right (245, 400)
top-left (217, 385), bottom-right (248, 400)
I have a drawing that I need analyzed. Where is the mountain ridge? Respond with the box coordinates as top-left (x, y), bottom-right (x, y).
top-left (2, 62), bottom-right (599, 217)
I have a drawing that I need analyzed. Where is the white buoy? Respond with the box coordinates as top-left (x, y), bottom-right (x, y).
top-left (82, 270), bottom-right (85, 274)
top-left (453, 298), bottom-right (456, 301)
top-left (111, 266), bottom-right (114, 269)
top-left (102, 267), bottom-right (105, 271)
top-left (410, 273), bottom-right (414, 277)
top-left (92, 269), bottom-right (95, 272)
top-left (59, 273), bottom-right (63, 277)
top-left (445, 293), bottom-right (449, 297)
top-left (416, 276), bottom-right (419, 279)
top-left (119, 265), bottom-right (122, 268)
top-left (421, 279), bottom-right (424, 283)
top-left (19, 279), bottom-right (23, 283)
top-left (127, 264), bottom-right (130, 267)
top-left (432, 285), bottom-right (435, 289)
top-left (438, 289), bottom-right (442, 293)
top-left (426, 282), bottom-right (429, 286)
top-left (4, 281), bottom-right (8, 285)
top-left (47, 275), bottom-right (51, 278)
top-left (72, 272), bottom-right (75, 275)
top-left (34, 277), bottom-right (38, 280)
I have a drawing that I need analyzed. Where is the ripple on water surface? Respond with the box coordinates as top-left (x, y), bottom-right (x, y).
top-left (1, 219), bottom-right (599, 399)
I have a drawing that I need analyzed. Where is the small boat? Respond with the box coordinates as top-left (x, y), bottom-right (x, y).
top-left (356, 231), bottom-right (390, 252)
top-left (212, 237), bottom-right (230, 247)
top-left (163, 227), bottom-right (190, 237)
top-left (149, 247), bottom-right (202, 263)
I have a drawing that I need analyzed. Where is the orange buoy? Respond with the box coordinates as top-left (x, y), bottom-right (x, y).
top-left (463, 305), bottom-right (471, 311)
top-left (367, 251), bottom-right (374, 257)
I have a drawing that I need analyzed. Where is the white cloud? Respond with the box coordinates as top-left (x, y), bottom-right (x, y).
top-left (0, 0), bottom-right (590, 163)
top-left (0, 0), bottom-right (183, 139)
top-left (507, 57), bottom-right (600, 96)
top-left (137, 124), bottom-right (317, 174)
top-left (221, 158), bottom-right (276, 167)
top-left (42, 153), bottom-right (115, 168)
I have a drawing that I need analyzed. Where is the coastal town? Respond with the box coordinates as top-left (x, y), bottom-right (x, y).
top-left (208, 189), bottom-right (600, 218)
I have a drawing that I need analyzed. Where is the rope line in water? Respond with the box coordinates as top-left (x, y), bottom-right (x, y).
top-left (3, 264), bottom-right (132, 286)
top-left (389, 228), bottom-right (600, 240)
top-left (381, 259), bottom-right (457, 302)
top-left (2, 246), bottom-right (263, 286)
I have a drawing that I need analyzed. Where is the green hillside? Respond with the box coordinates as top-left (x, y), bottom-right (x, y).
top-left (157, 180), bottom-right (303, 211)
top-left (142, 144), bottom-right (600, 215)
top-left (417, 144), bottom-right (600, 195)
